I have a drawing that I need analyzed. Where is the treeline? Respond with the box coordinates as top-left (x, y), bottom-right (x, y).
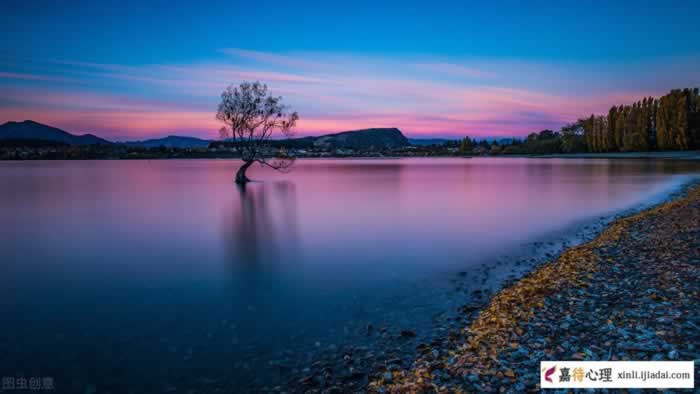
top-left (584, 88), bottom-right (700, 152)
top-left (459, 87), bottom-right (700, 155)
top-left (0, 140), bottom-right (219, 160)
top-left (458, 126), bottom-right (587, 155)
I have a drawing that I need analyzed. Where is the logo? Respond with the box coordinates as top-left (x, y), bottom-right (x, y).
top-left (542, 365), bottom-right (557, 383)
top-left (540, 361), bottom-right (694, 389)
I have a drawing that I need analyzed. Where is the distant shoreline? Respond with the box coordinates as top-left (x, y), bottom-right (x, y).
top-left (4, 120), bottom-right (700, 161)
top-left (5, 151), bottom-right (700, 162)
top-left (2, 151), bottom-right (700, 161)
top-left (523, 150), bottom-right (700, 160)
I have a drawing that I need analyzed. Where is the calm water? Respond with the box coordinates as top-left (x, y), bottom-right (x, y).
top-left (1, 158), bottom-right (699, 392)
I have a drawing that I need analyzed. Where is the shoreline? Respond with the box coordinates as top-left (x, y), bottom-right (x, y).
top-left (279, 178), bottom-right (698, 393)
top-left (520, 151), bottom-right (700, 160)
top-left (2, 150), bottom-right (699, 162)
top-left (369, 181), bottom-right (700, 392)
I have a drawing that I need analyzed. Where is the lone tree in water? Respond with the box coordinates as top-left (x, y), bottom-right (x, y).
top-left (216, 81), bottom-right (299, 184)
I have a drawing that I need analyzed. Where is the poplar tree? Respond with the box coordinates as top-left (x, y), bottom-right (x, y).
top-left (459, 136), bottom-right (474, 154)
top-left (650, 98), bottom-right (658, 149)
top-left (689, 88), bottom-right (700, 148)
top-left (614, 105), bottom-right (626, 150)
top-left (583, 114), bottom-right (595, 152)
top-left (677, 90), bottom-right (689, 150)
top-left (579, 87), bottom-right (698, 153)
top-left (607, 106), bottom-right (618, 151)
top-left (657, 95), bottom-right (670, 150)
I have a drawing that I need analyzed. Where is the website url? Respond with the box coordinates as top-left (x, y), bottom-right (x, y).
top-left (618, 370), bottom-right (692, 381)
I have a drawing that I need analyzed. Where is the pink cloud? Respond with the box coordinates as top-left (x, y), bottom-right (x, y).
top-left (0, 83), bottom-right (658, 140)
top-left (1, 101), bottom-right (547, 139)
top-left (4, 50), bottom-right (696, 140)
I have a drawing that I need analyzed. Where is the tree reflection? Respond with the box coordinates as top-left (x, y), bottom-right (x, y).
top-left (223, 181), bottom-right (299, 272)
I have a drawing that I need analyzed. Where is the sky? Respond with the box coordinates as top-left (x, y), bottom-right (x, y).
top-left (1, 0), bottom-right (699, 141)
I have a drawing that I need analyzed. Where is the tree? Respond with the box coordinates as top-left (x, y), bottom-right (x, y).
top-left (561, 120), bottom-right (586, 153)
top-left (217, 82), bottom-right (299, 184)
top-left (520, 130), bottom-right (562, 154)
top-left (459, 136), bottom-right (473, 155)
top-left (607, 106), bottom-right (618, 151)
top-left (583, 115), bottom-right (595, 152)
top-left (622, 102), bottom-right (649, 151)
top-left (650, 98), bottom-right (659, 149)
top-left (583, 115), bottom-right (607, 152)
top-left (622, 129), bottom-right (649, 151)
top-left (573, 87), bottom-right (696, 153)
top-left (689, 88), bottom-right (700, 149)
top-left (614, 105), bottom-right (627, 150)
top-left (597, 115), bottom-right (608, 152)
top-left (676, 89), bottom-right (690, 150)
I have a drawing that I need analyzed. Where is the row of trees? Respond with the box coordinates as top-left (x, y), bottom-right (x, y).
top-left (458, 87), bottom-right (699, 156)
top-left (458, 128), bottom-right (585, 156)
top-left (583, 88), bottom-right (700, 152)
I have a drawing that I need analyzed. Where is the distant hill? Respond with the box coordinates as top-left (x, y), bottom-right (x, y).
top-left (408, 138), bottom-right (457, 146)
top-left (0, 120), bottom-right (112, 145)
top-left (1, 121), bottom-right (410, 151)
top-left (255, 128), bottom-right (410, 150)
top-left (312, 128), bottom-right (409, 149)
top-left (123, 135), bottom-right (212, 148)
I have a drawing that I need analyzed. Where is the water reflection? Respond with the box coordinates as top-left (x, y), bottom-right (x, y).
top-left (223, 181), bottom-right (299, 272)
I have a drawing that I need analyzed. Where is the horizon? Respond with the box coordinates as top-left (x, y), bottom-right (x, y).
top-left (2, 1), bottom-right (699, 140)
top-left (2, 119), bottom-right (520, 142)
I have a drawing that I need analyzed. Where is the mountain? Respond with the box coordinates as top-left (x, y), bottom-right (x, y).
top-left (311, 128), bottom-right (409, 149)
top-left (408, 138), bottom-right (457, 146)
top-left (1, 121), bottom-right (410, 151)
top-left (0, 120), bottom-right (112, 145)
top-left (123, 135), bottom-right (212, 148)
top-left (260, 128), bottom-right (410, 150)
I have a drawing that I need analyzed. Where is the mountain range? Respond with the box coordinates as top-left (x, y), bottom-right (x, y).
top-left (0, 120), bottom-right (454, 149)
top-left (0, 120), bottom-right (112, 145)
top-left (122, 135), bottom-right (212, 148)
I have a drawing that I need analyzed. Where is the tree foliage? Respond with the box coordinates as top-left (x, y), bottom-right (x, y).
top-left (583, 88), bottom-right (699, 153)
top-left (216, 81), bottom-right (299, 183)
top-left (459, 136), bottom-right (474, 154)
top-left (560, 120), bottom-right (586, 153)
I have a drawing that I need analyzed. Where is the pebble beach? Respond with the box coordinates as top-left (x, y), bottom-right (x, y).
top-left (368, 183), bottom-right (700, 393)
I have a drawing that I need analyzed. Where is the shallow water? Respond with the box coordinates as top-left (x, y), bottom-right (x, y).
top-left (1, 158), bottom-right (699, 392)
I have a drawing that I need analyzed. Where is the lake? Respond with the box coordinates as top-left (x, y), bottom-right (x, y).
top-left (1, 158), bottom-right (699, 392)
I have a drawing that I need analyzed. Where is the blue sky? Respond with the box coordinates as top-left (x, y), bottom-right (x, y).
top-left (1, 0), bottom-right (699, 139)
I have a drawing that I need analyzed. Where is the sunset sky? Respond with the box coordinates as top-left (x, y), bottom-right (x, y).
top-left (1, 0), bottom-right (699, 141)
